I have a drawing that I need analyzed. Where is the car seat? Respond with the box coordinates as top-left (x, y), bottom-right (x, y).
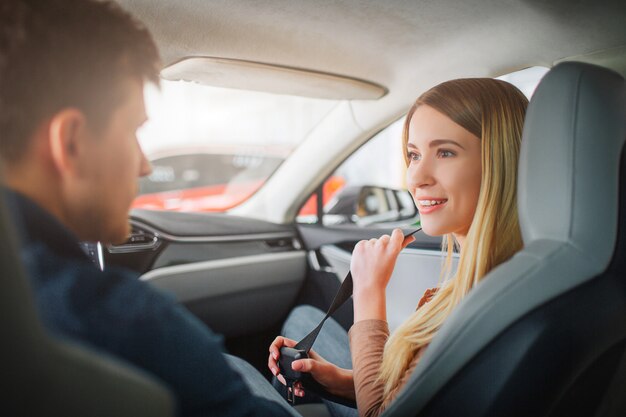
top-left (0, 191), bottom-right (175, 415)
top-left (381, 62), bottom-right (626, 417)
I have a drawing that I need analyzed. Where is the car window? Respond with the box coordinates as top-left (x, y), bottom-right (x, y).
top-left (297, 118), bottom-right (416, 227)
top-left (133, 81), bottom-right (339, 212)
top-left (298, 66), bottom-right (549, 228)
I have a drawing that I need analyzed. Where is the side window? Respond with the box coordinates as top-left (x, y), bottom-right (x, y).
top-left (296, 67), bottom-right (550, 227)
top-left (297, 118), bottom-right (419, 227)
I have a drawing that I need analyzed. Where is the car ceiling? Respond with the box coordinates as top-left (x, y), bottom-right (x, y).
top-left (118, 0), bottom-right (626, 86)
top-left (116, 0), bottom-right (626, 223)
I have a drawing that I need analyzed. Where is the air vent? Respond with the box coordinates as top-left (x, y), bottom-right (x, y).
top-left (108, 230), bottom-right (161, 253)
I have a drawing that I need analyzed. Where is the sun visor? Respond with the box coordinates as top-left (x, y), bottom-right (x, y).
top-left (160, 56), bottom-right (387, 100)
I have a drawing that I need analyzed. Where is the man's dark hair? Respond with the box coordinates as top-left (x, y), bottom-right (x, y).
top-left (0, 0), bottom-right (160, 163)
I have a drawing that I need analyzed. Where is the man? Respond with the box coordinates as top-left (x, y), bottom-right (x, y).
top-left (0, 1), bottom-right (297, 416)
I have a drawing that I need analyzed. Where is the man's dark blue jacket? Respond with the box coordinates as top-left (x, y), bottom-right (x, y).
top-left (6, 189), bottom-right (292, 417)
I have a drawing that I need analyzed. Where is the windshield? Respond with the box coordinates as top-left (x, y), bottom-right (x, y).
top-left (133, 80), bottom-right (339, 212)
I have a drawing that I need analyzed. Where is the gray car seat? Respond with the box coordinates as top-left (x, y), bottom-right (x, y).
top-left (380, 62), bottom-right (626, 417)
top-left (0, 191), bottom-right (175, 416)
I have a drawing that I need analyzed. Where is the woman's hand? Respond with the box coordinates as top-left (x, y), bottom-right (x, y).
top-left (268, 336), bottom-right (355, 399)
top-left (350, 228), bottom-right (415, 322)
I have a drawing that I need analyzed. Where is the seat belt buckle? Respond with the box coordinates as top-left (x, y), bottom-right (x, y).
top-left (279, 346), bottom-right (308, 404)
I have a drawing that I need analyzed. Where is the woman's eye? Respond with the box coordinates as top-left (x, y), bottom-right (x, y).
top-left (407, 151), bottom-right (421, 162)
top-left (438, 149), bottom-right (455, 158)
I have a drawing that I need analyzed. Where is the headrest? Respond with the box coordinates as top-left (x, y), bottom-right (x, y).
top-left (518, 62), bottom-right (626, 269)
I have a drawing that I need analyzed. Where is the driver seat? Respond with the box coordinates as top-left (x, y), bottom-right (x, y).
top-left (0, 190), bottom-right (175, 415)
top-left (382, 62), bottom-right (626, 417)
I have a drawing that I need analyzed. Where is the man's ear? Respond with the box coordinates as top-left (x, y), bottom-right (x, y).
top-left (47, 108), bottom-right (88, 176)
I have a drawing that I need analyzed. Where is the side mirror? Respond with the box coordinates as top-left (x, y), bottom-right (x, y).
top-left (323, 185), bottom-right (418, 226)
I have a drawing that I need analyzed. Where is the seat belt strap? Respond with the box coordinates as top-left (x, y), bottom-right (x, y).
top-left (279, 227), bottom-right (421, 404)
top-left (294, 268), bottom-right (353, 351)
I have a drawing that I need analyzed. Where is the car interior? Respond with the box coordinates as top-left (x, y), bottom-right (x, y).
top-left (3, 0), bottom-right (626, 416)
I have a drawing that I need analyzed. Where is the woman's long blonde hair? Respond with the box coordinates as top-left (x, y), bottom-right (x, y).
top-left (379, 78), bottom-right (529, 398)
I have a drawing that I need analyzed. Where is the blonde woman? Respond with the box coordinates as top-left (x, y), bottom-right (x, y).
top-left (269, 78), bottom-right (529, 417)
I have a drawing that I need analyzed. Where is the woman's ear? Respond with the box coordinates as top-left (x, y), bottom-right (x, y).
top-left (47, 108), bottom-right (88, 177)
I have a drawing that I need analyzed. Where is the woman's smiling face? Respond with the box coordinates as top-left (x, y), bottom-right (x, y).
top-left (406, 105), bottom-right (482, 246)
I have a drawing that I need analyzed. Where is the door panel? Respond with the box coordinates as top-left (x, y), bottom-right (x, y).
top-left (298, 224), bottom-right (451, 332)
top-left (319, 244), bottom-right (455, 331)
top-left (297, 224), bottom-right (442, 251)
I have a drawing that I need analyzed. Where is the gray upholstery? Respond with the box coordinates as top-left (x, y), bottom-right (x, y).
top-left (519, 62), bottom-right (624, 263)
top-left (0, 192), bottom-right (175, 416)
top-left (381, 62), bottom-right (626, 416)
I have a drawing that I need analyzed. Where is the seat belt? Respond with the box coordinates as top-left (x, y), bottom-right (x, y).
top-left (279, 227), bottom-right (421, 405)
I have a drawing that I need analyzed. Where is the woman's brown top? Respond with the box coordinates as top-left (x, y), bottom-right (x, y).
top-left (348, 288), bottom-right (438, 417)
